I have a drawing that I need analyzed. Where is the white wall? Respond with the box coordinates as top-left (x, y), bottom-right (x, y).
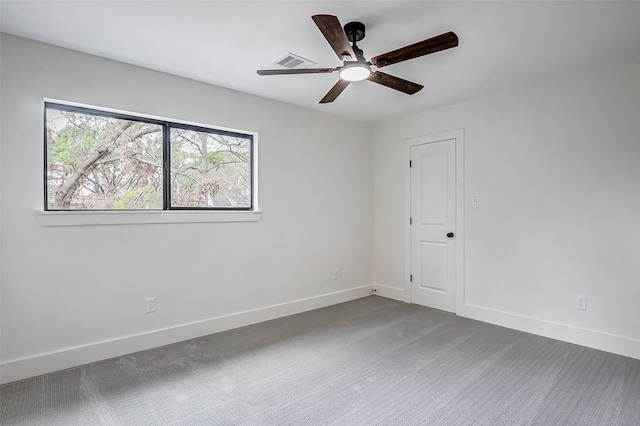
top-left (0, 34), bottom-right (374, 383)
top-left (2, 33), bottom-right (639, 385)
top-left (373, 55), bottom-right (640, 359)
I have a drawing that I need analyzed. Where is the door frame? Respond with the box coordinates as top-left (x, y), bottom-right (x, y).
top-left (404, 129), bottom-right (465, 312)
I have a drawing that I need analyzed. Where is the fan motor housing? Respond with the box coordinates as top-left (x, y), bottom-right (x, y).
top-left (344, 21), bottom-right (365, 43)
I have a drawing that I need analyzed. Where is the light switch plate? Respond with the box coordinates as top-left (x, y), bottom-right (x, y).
top-left (576, 295), bottom-right (587, 311)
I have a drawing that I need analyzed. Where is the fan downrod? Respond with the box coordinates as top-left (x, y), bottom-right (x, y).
top-left (344, 21), bottom-right (365, 43)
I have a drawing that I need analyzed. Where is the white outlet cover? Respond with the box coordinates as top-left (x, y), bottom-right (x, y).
top-left (145, 297), bottom-right (156, 313)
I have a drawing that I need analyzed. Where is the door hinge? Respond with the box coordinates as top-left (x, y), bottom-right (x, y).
top-left (410, 274), bottom-right (413, 282)
top-left (410, 217), bottom-right (412, 225)
top-left (409, 160), bottom-right (412, 167)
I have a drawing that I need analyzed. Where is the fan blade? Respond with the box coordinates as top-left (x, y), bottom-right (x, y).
top-left (320, 79), bottom-right (351, 103)
top-left (257, 68), bottom-right (336, 76)
top-left (371, 31), bottom-right (458, 68)
top-left (367, 71), bottom-right (423, 95)
top-left (312, 14), bottom-right (356, 60)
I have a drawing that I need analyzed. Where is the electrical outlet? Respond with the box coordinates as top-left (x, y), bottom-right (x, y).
top-left (145, 297), bottom-right (156, 313)
top-left (333, 269), bottom-right (340, 280)
top-left (575, 295), bottom-right (587, 311)
top-left (471, 197), bottom-right (480, 208)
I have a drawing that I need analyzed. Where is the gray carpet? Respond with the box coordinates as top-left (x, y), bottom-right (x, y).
top-left (2, 296), bottom-right (639, 425)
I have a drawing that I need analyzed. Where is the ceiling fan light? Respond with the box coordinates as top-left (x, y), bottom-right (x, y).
top-left (339, 63), bottom-right (371, 82)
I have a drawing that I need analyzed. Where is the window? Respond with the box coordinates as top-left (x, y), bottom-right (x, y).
top-left (45, 102), bottom-right (254, 211)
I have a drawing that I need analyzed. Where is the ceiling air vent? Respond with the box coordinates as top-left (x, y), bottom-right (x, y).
top-left (274, 53), bottom-right (317, 69)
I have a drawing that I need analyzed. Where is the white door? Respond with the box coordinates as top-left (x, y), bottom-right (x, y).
top-left (410, 138), bottom-right (457, 312)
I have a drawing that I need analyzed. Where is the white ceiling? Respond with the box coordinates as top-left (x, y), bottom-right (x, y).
top-left (2, 1), bottom-right (640, 123)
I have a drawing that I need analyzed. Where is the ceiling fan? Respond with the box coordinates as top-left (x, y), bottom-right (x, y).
top-left (257, 14), bottom-right (459, 104)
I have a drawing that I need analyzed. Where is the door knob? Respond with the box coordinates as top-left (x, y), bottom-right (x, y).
top-left (446, 232), bottom-right (455, 238)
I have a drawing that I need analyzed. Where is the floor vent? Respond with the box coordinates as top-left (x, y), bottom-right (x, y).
top-left (275, 53), bottom-right (316, 69)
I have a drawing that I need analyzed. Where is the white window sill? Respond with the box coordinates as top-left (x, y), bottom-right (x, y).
top-left (37, 210), bottom-right (263, 227)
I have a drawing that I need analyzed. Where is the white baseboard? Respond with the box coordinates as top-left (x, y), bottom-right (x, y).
top-left (372, 283), bottom-right (409, 302)
top-left (371, 285), bottom-right (640, 360)
top-left (0, 285), bottom-right (373, 384)
top-left (457, 303), bottom-right (640, 360)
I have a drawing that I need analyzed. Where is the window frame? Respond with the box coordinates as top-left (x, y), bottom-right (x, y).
top-left (44, 101), bottom-right (256, 212)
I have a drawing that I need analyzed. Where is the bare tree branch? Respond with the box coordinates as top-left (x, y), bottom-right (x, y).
top-left (55, 120), bottom-right (134, 208)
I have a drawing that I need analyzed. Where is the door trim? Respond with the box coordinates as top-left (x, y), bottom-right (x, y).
top-left (404, 129), bottom-right (465, 312)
